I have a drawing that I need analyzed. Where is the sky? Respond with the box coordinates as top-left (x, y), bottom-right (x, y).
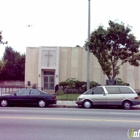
top-left (0, 0), bottom-right (140, 58)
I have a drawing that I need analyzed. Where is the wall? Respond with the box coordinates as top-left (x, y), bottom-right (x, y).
top-left (59, 47), bottom-right (105, 85)
top-left (25, 46), bottom-right (140, 89)
top-left (25, 47), bottom-right (39, 86)
top-left (59, 47), bottom-right (140, 89)
top-left (38, 47), bottom-right (60, 88)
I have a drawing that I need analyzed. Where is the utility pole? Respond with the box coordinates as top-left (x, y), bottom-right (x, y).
top-left (87, 0), bottom-right (90, 90)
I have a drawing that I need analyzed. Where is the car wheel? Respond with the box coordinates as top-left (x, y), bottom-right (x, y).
top-left (38, 100), bottom-right (46, 108)
top-left (122, 101), bottom-right (132, 110)
top-left (1, 99), bottom-right (8, 107)
top-left (83, 100), bottom-right (92, 109)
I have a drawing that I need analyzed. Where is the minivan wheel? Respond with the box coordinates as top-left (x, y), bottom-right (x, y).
top-left (38, 100), bottom-right (46, 107)
top-left (1, 99), bottom-right (8, 107)
top-left (122, 101), bottom-right (132, 110)
top-left (83, 100), bottom-right (92, 109)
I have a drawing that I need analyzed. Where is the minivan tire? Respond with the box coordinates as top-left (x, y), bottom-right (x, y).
top-left (83, 100), bottom-right (92, 109)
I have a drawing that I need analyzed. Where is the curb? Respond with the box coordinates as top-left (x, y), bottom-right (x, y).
top-left (64, 106), bottom-right (139, 110)
top-left (52, 104), bottom-right (140, 110)
top-left (54, 105), bottom-right (78, 108)
top-left (52, 100), bottom-right (140, 109)
top-left (51, 105), bottom-right (140, 110)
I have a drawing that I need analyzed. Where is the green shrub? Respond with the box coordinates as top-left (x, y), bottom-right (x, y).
top-left (116, 78), bottom-right (130, 86)
top-left (90, 81), bottom-right (101, 88)
top-left (59, 78), bottom-right (101, 93)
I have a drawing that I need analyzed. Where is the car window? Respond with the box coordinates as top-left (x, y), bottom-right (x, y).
top-left (106, 87), bottom-right (120, 94)
top-left (119, 87), bottom-right (134, 93)
top-left (93, 87), bottom-right (104, 94)
top-left (16, 89), bottom-right (30, 96)
top-left (30, 89), bottom-right (40, 95)
top-left (84, 89), bottom-right (93, 94)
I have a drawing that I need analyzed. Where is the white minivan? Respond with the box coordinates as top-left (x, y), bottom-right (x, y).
top-left (76, 86), bottom-right (140, 109)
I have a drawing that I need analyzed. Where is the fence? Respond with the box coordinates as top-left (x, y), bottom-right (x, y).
top-left (0, 85), bottom-right (45, 95)
top-left (0, 86), bottom-right (25, 95)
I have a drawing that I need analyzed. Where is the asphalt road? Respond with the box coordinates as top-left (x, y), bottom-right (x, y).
top-left (0, 107), bottom-right (140, 140)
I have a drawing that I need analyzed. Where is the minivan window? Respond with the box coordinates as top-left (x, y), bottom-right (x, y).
top-left (106, 87), bottom-right (120, 94)
top-left (119, 87), bottom-right (134, 93)
top-left (93, 87), bottom-right (104, 94)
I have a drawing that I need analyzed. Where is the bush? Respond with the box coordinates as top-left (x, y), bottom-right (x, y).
top-left (116, 78), bottom-right (130, 86)
top-left (59, 78), bottom-right (101, 93)
top-left (90, 81), bottom-right (101, 88)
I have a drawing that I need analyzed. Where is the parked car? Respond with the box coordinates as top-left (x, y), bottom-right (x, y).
top-left (76, 86), bottom-right (140, 109)
top-left (0, 89), bottom-right (56, 107)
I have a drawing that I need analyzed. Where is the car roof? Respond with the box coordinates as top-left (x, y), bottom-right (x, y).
top-left (97, 85), bottom-right (131, 88)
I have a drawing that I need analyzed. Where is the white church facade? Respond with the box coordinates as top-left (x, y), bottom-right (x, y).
top-left (25, 46), bottom-right (140, 92)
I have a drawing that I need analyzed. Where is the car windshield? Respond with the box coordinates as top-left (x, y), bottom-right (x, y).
top-left (84, 88), bottom-right (94, 95)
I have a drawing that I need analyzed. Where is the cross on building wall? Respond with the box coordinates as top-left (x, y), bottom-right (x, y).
top-left (45, 50), bottom-right (53, 67)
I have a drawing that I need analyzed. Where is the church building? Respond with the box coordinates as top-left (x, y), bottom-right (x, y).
top-left (25, 46), bottom-right (140, 93)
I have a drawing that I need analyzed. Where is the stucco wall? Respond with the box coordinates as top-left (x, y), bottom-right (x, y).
top-left (25, 46), bottom-right (140, 89)
top-left (59, 47), bottom-right (140, 89)
top-left (59, 47), bottom-right (105, 85)
top-left (25, 47), bottom-right (39, 86)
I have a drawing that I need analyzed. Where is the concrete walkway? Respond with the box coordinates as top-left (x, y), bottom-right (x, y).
top-left (56, 100), bottom-right (77, 108)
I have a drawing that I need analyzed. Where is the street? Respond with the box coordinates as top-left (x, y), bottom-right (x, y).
top-left (0, 107), bottom-right (140, 140)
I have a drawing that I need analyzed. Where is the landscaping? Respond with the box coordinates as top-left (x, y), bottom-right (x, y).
top-left (56, 93), bottom-right (80, 100)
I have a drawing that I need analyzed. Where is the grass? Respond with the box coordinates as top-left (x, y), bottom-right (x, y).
top-left (56, 90), bottom-right (80, 100)
top-left (56, 93), bottom-right (80, 100)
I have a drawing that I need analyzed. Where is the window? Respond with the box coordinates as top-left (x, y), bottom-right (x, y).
top-left (16, 89), bottom-right (30, 96)
top-left (106, 87), bottom-right (120, 94)
top-left (119, 87), bottom-right (134, 93)
top-left (84, 89), bottom-right (93, 95)
top-left (44, 71), bottom-right (54, 75)
top-left (93, 87), bottom-right (104, 94)
top-left (30, 90), bottom-right (40, 95)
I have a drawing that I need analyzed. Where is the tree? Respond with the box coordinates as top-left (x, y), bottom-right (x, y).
top-left (0, 32), bottom-right (8, 77)
top-left (0, 32), bottom-right (7, 44)
top-left (75, 45), bottom-right (81, 47)
top-left (85, 20), bottom-right (140, 80)
top-left (0, 46), bottom-right (25, 80)
top-left (0, 32), bottom-right (2, 44)
top-left (0, 59), bottom-right (7, 75)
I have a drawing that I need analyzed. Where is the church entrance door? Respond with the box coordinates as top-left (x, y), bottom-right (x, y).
top-left (44, 71), bottom-right (55, 90)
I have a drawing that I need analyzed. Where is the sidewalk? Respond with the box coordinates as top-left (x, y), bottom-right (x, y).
top-left (55, 100), bottom-right (140, 109)
top-left (56, 100), bottom-right (77, 108)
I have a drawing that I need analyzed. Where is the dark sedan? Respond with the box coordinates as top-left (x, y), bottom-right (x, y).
top-left (0, 89), bottom-right (56, 107)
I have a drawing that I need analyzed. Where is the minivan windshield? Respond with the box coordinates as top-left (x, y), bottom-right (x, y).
top-left (84, 88), bottom-right (94, 95)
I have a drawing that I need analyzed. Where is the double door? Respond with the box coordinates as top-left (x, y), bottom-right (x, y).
top-left (44, 75), bottom-right (54, 90)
